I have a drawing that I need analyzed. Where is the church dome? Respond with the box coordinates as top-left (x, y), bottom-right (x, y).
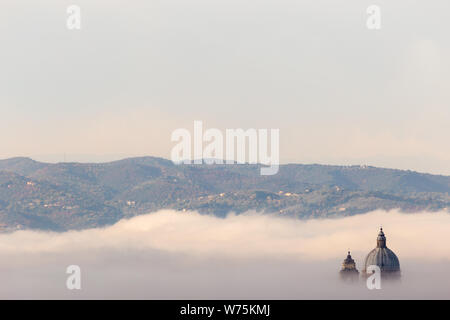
top-left (341, 251), bottom-right (358, 272)
top-left (340, 251), bottom-right (359, 282)
top-left (363, 228), bottom-right (400, 274)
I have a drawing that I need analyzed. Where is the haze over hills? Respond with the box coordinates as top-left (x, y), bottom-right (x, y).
top-left (0, 156), bottom-right (449, 231)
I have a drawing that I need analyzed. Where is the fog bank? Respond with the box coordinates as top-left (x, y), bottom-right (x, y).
top-left (1, 210), bottom-right (450, 299)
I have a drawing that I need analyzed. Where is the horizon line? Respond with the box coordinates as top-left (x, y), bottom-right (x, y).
top-left (0, 155), bottom-right (448, 178)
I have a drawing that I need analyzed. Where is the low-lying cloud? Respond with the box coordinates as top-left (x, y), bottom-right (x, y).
top-left (1, 210), bottom-right (450, 299)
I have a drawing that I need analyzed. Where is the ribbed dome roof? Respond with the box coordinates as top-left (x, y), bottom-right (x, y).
top-left (363, 228), bottom-right (400, 273)
top-left (364, 247), bottom-right (400, 272)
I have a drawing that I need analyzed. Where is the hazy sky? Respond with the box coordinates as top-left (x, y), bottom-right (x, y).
top-left (1, 209), bottom-right (450, 299)
top-left (1, 0), bottom-right (449, 174)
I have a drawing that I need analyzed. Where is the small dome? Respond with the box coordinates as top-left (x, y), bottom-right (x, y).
top-left (363, 228), bottom-right (400, 274)
top-left (341, 251), bottom-right (358, 272)
top-left (343, 251), bottom-right (354, 265)
top-left (340, 250), bottom-right (359, 281)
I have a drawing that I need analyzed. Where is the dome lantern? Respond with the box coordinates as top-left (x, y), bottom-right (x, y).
top-left (377, 227), bottom-right (386, 248)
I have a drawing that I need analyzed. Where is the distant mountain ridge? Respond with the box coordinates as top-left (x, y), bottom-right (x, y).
top-left (0, 156), bottom-right (448, 231)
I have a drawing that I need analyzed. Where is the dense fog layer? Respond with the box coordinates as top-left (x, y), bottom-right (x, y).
top-left (0, 210), bottom-right (449, 299)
